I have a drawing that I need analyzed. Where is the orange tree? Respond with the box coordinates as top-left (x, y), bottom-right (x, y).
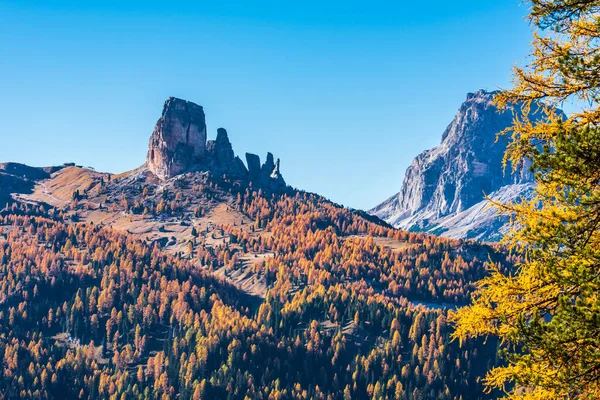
top-left (451, 1), bottom-right (600, 398)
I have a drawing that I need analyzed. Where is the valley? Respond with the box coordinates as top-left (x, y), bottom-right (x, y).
top-left (0, 96), bottom-right (512, 399)
top-left (2, 1), bottom-right (597, 398)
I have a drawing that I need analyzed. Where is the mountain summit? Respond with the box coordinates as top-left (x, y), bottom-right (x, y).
top-left (146, 97), bottom-right (285, 190)
top-left (370, 90), bottom-right (537, 241)
top-left (147, 97), bottom-right (208, 180)
top-left (0, 92), bottom-right (514, 400)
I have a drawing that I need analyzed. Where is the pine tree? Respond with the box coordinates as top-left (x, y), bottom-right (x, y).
top-left (451, 1), bottom-right (600, 398)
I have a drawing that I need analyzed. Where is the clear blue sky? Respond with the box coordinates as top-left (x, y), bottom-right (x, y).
top-left (0, 0), bottom-right (531, 210)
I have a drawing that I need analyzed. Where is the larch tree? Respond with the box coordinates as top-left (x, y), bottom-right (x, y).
top-left (451, 1), bottom-right (600, 399)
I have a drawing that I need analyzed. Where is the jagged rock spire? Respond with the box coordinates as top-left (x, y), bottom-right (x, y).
top-left (147, 97), bottom-right (207, 180)
top-left (214, 128), bottom-right (235, 169)
top-left (246, 153), bottom-right (261, 181)
top-left (146, 96), bottom-right (286, 190)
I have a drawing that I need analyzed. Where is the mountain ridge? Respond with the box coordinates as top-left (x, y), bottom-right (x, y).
top-left (146, 96), bottom-right (287, 191)
top-left (370, 89), bottom-right (539, 241)
top-left (0, 94), bottom-right (513, 399)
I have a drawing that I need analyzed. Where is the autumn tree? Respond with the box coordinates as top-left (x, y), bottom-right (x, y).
top-left (451, 1), bottom-right (600, 398)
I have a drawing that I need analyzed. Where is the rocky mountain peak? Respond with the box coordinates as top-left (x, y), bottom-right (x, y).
top-left (145, 97), bottom-right (287, 191)
top-left (259, 152), bottom-right (284, 188)
top-left (146, 97), bottom-right (207, 180)
top-left (214, 128), bottom-right (235, 169)
top-left (245, 153), bottom-right (261, 181)
top-left (261, 152), bottom-right (275, 176)
top-left (370, 90), bottom-right (542, 241)
top-left (269, 158), bottom-right (286, 190)
top-left (466, 89), bottom-right (498, 102)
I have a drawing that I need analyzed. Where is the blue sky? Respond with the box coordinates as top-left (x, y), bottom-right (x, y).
top-left (0, 0), bottom-right (531, 210)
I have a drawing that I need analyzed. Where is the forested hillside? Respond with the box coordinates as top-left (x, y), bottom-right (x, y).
top-left (0, 176), bottom-right (512, 399)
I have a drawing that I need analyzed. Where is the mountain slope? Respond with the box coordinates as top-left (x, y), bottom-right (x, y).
top-left (0, 96), bottom-right (512, 399)
top-left (0, 162), bottom-right (60, 204)
top-left (370, 90), bottom-right (537, 242)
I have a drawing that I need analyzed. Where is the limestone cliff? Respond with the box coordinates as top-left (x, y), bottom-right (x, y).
top-left (370, 90), bottom-right (539, 241)
top-left (147, 97), bottom-right (207, 180)
top-left (146, 97), bottom-right (286, 190)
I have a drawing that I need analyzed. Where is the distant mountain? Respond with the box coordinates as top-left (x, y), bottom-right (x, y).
top-left (370, 90), bottom-right (539, 242)
top-left (0, 95), bottom-right (513, 399)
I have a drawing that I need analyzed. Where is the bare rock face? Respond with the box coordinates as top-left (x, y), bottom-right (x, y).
top-left (147, 97), bottom-right (207, 180)
top-left (268, 158), bottom-right (286, 190)
top-left (207, 129), bottom-right (248, 178)
top-left (206, 140), bottom-right (216, 155)
top-left (258, 153), bottom-right (286, 190)
top-left (260, 152), bottom-right (276, 185)
top-left (242, 152), bottom-right (286, 189)
top-left (214, 128), bottom-right (235, 169)
top-left (246, 153), bottom-right (261, 181)
top-left (232, 156), bottom-right (249, 177)
top-left (370, 90), bottom-right (541, 242)
top-left (145, 96), bottom-right (286, 190)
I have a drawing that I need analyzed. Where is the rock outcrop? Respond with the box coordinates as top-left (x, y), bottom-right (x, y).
top-left (206, 140), bottom-right (216, 155)
top-left (147, 97), bottom-right (207, 180)
top-left (214, 128), bottom-right (235, 169)
top-left (232, 156), bottom-right (249, 177)
top-left (370, 90), bottom-right (541, 242)
top-left (246, 153), bottom-right (261, 181)
top-left (146, 97), bottom-right (286, 190)
top-left (237, 152), bottom-right (286, 189)
top-left (260, 153), bottom-right (276, 185)
top-left (268, 158), bottom-right (286, 190)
